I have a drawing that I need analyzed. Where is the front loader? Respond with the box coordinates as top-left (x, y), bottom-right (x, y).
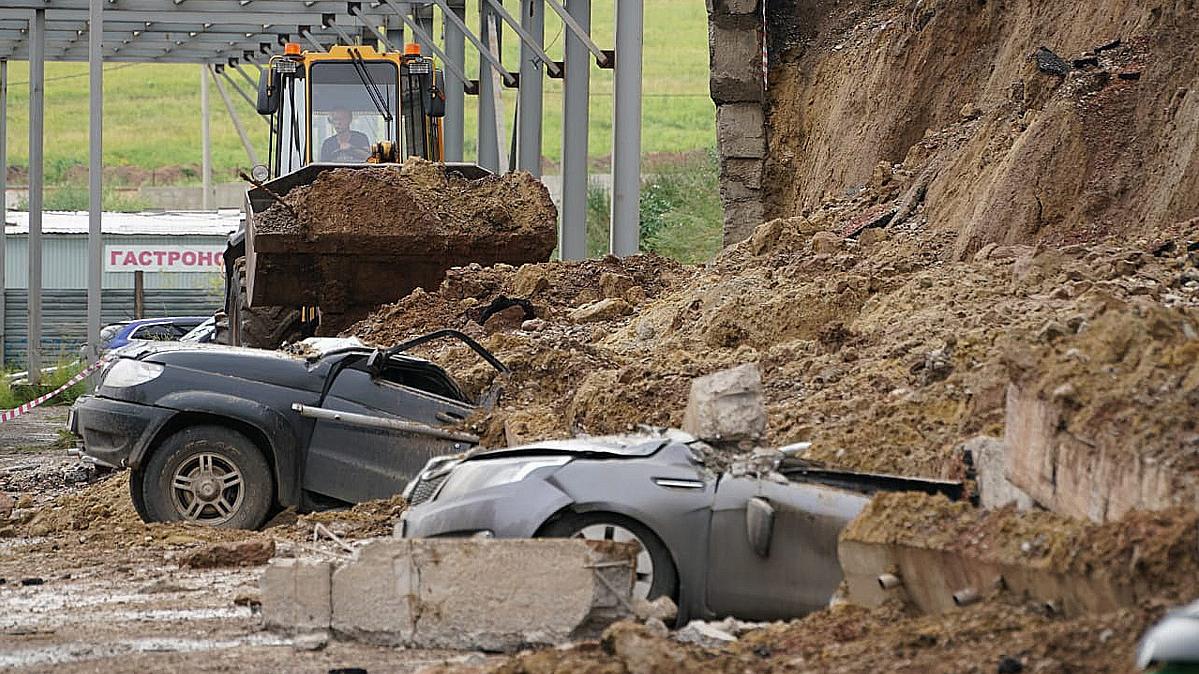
top-left (217, 43), bottom-right (555, 348)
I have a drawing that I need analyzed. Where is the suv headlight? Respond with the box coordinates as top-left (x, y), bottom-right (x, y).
top-left (435, 456), bottom-right (570, 502)
top-left (101, 359), bottom-right (165, 388)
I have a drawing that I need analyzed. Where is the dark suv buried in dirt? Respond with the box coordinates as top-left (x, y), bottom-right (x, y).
top-left (69, 330), bottom-right (502, 529)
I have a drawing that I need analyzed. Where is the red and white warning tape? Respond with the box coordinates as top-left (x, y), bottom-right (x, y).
top-left (0, 358), bottom-right (109, 424)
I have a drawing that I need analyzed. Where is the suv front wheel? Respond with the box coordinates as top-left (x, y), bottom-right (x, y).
top-left (138, 425), bottom-right (274, 529)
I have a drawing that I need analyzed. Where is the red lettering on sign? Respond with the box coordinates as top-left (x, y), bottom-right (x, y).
top-left (110, 250), bottom-right (121, 265)
top-left (197, 252), bottom-right (212, 266)
top-left (123, 252), bottom-right (138, 266)
top-left (182, 251), bottom-right (197, 265)
top-left (154, 250), bottom-right (167, 265)
top-left (167, 251), bottom-right (182, 265)
top-left (138, 251), bottom-right (153, 266)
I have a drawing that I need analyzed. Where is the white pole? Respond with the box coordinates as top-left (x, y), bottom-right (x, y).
top-left (87, 0), bottom-right (104, 362)
top-left (200, 64), bottom-right (213, 210)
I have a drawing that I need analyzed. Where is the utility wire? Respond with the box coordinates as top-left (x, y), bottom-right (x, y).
top-left (5, 62), bottom-right (138, 86)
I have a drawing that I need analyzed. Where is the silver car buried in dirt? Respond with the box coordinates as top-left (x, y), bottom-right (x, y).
top-left (398, 430), bottom-right (962, 623)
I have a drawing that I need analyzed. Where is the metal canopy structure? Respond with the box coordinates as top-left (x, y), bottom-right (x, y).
top-left (1, 0), bottom-right (643, 383)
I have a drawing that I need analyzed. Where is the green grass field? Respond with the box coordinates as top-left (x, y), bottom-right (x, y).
top-left (0, 0), bottom-right (714, 184)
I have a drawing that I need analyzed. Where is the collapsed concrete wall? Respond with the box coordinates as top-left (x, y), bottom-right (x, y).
top-left (707, 0), bottom-right (768, 245)
top-left (838, 492), bottom-right (1199, 617)
top-left (262, 538), bottom-right (635, 651)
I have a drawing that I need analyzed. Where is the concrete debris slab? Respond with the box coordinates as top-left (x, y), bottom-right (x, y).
top-left (682, 363), bottom-right (767, 443)
top-left (838, 492), bottom-right (1199, 617)
top-left (261, 558), bottom-right (334, 633)
top-left (262, 539), bottom-right (635, 651)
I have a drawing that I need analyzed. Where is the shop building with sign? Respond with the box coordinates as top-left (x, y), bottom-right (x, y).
top-left (1, 210), bottom-right (240, 363)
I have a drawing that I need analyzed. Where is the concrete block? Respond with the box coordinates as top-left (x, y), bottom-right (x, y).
top-left (327, 539), bottom-right (635, 650)
top-left (260, 558), bottom-right (333, 632)
top-left (723, 199), bottom-right (765, 246)
top-left (706, 0), bottom-right (760, 15)
top-left (721, 157), bottom-right (765, 190)
top-left (961, 436), bottom-right (1035, 510)
top-left (716, 104), bottom-right (766, 159)
top-left (1004, 385), bottom-right (1176, 522)
top-left (709, 21), bottom-right (764, 103)
top-left (682, 363), bottom-right (767, 443)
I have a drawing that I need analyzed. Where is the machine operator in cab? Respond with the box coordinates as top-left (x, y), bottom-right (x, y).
top-left (320, 108), bottom-right (371, 162)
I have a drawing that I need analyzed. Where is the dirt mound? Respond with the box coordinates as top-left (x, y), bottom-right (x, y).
top-left (254, 158), bottom-right (558, 254)
top-left (764, 0), bottom-right (1199, 258)
top-left (1009, 303), bottom-right (1199, 470)
top-left (247, 158), bottom-right (559, 313)
top-left (432, 602), bottom-right (1158, 674)
top-left (350, 214), bottom-right (1197, 476)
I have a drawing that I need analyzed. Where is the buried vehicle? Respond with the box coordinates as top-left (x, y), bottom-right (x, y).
top-left (70, 330), bottom-right (501, 529)
top-left (399, 432), bottom-right (963, 623)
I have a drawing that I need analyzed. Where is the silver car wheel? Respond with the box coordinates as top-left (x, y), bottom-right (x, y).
top-left (573, 523), bottom-right (655, 600)
top-left (169, 451), bottom-right (245, 525)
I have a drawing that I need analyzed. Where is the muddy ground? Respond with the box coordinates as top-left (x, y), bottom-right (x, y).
top-left (0, 410), bottom-right (481, 673)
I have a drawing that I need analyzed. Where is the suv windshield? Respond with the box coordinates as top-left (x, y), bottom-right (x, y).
top-left (310, 61), bottom-right (398, 163)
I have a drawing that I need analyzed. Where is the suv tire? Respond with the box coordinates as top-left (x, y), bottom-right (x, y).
top-left (140, 425), bottom-right (274, 530)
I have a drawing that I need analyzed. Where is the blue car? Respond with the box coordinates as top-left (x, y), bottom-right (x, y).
top-left (99, 316), bottom-right (210, 353)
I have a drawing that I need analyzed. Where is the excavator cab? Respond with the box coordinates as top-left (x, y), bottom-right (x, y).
top-left (254, 43), bottom-right (445, 178)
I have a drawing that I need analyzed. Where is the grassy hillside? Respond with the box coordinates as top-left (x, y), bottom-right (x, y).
top-left (1, 0), bottom-right (713, 184)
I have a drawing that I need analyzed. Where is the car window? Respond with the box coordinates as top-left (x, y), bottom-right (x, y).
top-left (131, 324), bottom-right (182, 341)
top-left (377, 360), bottom-right (468, 403)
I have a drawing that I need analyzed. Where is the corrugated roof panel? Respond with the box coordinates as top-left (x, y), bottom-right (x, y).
top-left (4, 210), bottom-right (242, 236)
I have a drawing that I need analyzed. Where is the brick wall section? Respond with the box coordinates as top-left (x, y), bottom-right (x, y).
top-left (707, 0), bottom-right (766, 245)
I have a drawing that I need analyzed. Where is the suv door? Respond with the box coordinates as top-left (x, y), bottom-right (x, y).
top-left (301, 357), bottom-right (476, 504)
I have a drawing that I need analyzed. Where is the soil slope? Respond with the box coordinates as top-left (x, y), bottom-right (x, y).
top-left (764, 0), bottom-right (1199, 258)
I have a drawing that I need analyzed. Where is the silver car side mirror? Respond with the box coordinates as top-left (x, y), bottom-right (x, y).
top-left (746, 497), bottom-right (775, 557)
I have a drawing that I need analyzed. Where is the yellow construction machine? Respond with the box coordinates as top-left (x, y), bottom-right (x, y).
top-left (218, 43), bottom-right (554, 347)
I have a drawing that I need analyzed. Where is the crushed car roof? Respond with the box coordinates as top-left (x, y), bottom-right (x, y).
top-left (470, 434), bottom-right (675, 460)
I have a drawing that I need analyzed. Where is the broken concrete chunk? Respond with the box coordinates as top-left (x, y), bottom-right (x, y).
top-left (320, 538), bottom-right (635, 651)
top-left (674, 619), bottom-right (738, 647)
top-left (261, 558), bottom-right (333, 633)
top-left (681, 363), bottom-right (767, 443)
top-left (570, 298), bottom-right (634, 323)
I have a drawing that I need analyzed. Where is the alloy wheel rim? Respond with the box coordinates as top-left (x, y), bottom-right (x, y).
top-left (169, 452), bottom-right (245, 525)
top-left (573, 523), bottom-right (655, 600)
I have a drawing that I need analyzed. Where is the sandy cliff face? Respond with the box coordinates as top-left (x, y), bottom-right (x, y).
top-left (764, 0), bottom-right (1199, 257)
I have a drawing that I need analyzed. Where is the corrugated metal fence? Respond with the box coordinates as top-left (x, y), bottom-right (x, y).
top-left (3, 289), bottom-right (223, 363)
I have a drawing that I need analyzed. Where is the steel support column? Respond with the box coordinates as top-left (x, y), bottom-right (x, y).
top-left (609, 0), bottom-right (643, 256)
top-left (559, 0), bottom-right (591, 260)
top-left (200, 64), bottom-right (212, 210)
top-left (442, 0), bottom-right (466, 161)
top-left (210, 67), bottom-right (260, 166)
top-left (27, 9), bottom-right (45, 384)
top-left (475, 0), bottom-right (499, 171)
top-left (412, 2), bottom-right (434, 55)
top-left (516, 0), bottom-right (545, 176)
top-left (0, 60), bottom-right (7, 366)
top-left (87, 0), bottom-right (102, 362)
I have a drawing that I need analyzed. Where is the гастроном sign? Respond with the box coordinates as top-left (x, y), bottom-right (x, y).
top-left (104, 245), bottom-right (225, 273)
